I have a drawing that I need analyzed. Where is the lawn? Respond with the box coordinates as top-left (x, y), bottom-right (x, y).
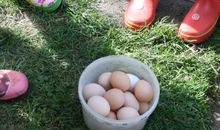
top-left (0, 0), bottom-right (220, 129)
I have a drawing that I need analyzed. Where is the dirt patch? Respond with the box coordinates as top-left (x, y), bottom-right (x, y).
top-left (95, 0), bottom-right (194, 25)
top-left (95, 0), bottom-right (128, 24)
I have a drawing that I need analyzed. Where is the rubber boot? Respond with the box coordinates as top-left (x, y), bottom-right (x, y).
top-left (124, 0), bottom-right (159, 30)
top-left (179, 0), bottom-right (220, 44)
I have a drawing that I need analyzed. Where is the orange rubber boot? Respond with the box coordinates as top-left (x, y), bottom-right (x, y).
top-left (179, 0), bottom-right (220, 44)
top-left (124, 0), bottom-right (159, 30)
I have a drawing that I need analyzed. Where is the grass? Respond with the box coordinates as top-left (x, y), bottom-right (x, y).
top-left (0, 0), bottom-right (220, 129)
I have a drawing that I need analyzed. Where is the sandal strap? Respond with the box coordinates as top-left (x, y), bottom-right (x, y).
top-left (0, 74), bottom-right (9, 97)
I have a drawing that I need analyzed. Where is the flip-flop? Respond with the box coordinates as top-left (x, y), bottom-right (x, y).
top-left (124, 0), bottom-right (159, 30)
top-left (27, 0), bottom-right (62, 12)
top-left (0, 70), bottom-right (29, 101)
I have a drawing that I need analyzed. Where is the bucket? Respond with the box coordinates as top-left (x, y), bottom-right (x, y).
top-left (78, 55), bottom-right (160, 130)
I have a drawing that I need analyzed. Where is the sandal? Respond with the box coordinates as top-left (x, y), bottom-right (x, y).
top-left (27, 0), bottom-right (62, 12)
top-left (0, 70), bottom-right (29, 100)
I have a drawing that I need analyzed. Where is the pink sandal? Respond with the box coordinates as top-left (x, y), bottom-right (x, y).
top-left (0, 70), bottom-right (29, 100)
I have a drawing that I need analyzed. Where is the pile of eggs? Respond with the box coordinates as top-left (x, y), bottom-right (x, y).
top-left (83, 71), bottom-right (154, 120)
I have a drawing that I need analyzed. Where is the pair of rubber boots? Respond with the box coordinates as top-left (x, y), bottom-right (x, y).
top-left (124, 0), bottom-right (220, 44)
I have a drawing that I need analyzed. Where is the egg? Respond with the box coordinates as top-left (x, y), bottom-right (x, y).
top-left (110, 71), bottom-right (130, 91)
top-left (134, 80), bottom-right (154, 102)
top-left (88, 96), bottom-right (110, 116)
top-left (98, 72), bottom-right (112, 90)
top-left (127, 73), bottom-right (140, 91)
top-left (139, 102), bottom-right (149, 114)
top-left (106, 111), bottom-right (117, 120)
top-left (104, 88), bottom-right (125, 110)
top-left (124, 92), bottom-right (139, 110)
top-left (117, 107), bottom-right (140, 120)
top-left (83, 83), bottom-right (106, 101)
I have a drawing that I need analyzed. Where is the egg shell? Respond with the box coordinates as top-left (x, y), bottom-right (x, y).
top-left (134, 80), bottom-right (154, 102)
top-left (110, 71), bottom-right (130, 91)
top-left (83, 83), bottom-right (106, 101)
top-left (124, 92), bottom-right (139, 110)
top-left (88, 96), bottom-right (110, 116)
top-left (139, 102), bottom-right (149, 115)
top-left (106, 111), bottom-right (117, 120)
top-left (117, 107), bottom-right (140, 120)
top-left (104, 88), bottom-right (125, 110)
top-left (127, 73), bottom-right (140, 91)
top-left (98, 72), bottom-right (112, 90)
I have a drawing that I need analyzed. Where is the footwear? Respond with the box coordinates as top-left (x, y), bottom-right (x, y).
top-left (124, 0), bottom-right (159, 30)
top-left (0, 70), bottom-right (29, 100)
top-left (27, 0), bottom-right (62, 12)
top-left (179, 0), bottom-right (220, 44)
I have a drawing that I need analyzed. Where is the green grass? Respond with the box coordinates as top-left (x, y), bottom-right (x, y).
top-left (0, 0), bottom-right (220, 129)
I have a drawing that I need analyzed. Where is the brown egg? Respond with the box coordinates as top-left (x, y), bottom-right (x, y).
top-left (134, 80), bottom-right (154, 102)
top-left (98, 72), bottom-right (112, 90)
top-left (83, 83), bottom-right (106, 101)
top-left (117, 107), bottom-right (140, 120)
top-left (110, 71), bottom-right (130, 91)
top-left (88, 96), bottom-right (110, 116)
top-left (124, 92), bottom-right (139, 110)
top-left (139, 102), bottom-right (149, 115)
top-left (106, 111), bottom-right (117, 120)
top-left (104, 88), bottom-right (125, 110)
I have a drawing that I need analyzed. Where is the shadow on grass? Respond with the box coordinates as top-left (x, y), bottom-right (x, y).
top-left (198, 22), bottom-right (220, 54)
top-left (197, 21), bottom-right (220, 104)
top-left (0, 1), bottom-right (115, 129)
top-left (156, 0), bottom-right (194, 23)
top-left (146, 84), bottom-right (212, 130)
top-left (1, 0), bottom-right (220, 130)
top-left (144, 57), bottom-right (215, 129)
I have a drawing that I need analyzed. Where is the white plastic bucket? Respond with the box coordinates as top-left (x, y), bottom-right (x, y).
top-left (78, 55), bottom-right (160, 130)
